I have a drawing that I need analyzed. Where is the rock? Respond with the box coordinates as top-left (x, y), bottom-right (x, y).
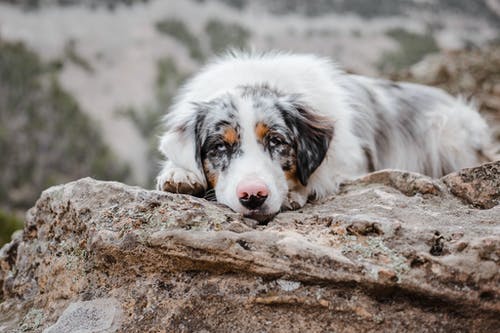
top-left (43, 298), bottom-right (122, 333)
top-left (442, 161), bottom-right (500, 209)
top-left (1, 162), bottom-right (499, 332)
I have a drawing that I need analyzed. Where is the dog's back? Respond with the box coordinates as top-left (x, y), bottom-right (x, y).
top-left (343, 74), bottom-right (492, 178)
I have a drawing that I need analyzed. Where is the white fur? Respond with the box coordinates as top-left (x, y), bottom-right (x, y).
top-left (213, 96), bottom-right (287, 215)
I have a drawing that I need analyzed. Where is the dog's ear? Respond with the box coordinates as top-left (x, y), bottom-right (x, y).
top-left (278, 97), bottom-right (334, 186)
top-left (193, 105), bottom-right (208, 168)
top-left (157, 103), bottom-right (208, 194)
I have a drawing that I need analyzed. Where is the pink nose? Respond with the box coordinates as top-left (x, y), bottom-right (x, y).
top-left (236, 179), bottom-right (269, 210)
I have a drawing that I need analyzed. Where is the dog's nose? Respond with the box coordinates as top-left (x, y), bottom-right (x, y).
top-left (236, 179), bottom-right (269, 210)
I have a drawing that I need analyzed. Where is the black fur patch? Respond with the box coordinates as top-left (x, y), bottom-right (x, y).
top-left (194, 110), bottom-right (208, 170)
top-left (201, 126), bottom-right (241, 173)
top-left (192, 97), bottom-right (242, 189)
top-left (277, 98), bottom-right (334, 186)
top-left (262, 126), bottom-right (297, 176)
top-left (363, 146), bottom-right (375, 172)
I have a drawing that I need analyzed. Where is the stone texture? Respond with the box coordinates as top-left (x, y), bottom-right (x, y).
top-left (43, 298), bottom-right (122, 333)
top-left (0, 162), bottom-right (499, 332)
top-left (442, 161), bottom-right (500, 209)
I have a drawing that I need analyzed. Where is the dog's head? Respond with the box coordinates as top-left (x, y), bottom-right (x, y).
top-left (162, 85), bottom-right (334, 222)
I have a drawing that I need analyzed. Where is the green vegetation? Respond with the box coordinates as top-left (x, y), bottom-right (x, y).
top-left (0, 40), bottom-right (130, 245)
top-left (0, 210), bottom-right (23, 246)
top-left (212, 0), bottom-right (407, 18)
top-left (305, 28), bottom-right (337, 38)
top-left (215, 0), bottom-right (247, 10)
top-left (155, 18), bottom-right (205, 61)
top-left (351, 29), bottom-right (362, 38)
top-left (9, 0), bottom-right (152, 11)
top-left (154, 16), bottom-right (252, 63)
top-left (204, 0), bottom-right (500, 26)
top-left (155, 17), bottom-right (250, 59)
top-left (117, 57), bottom-right (189, 187)
top-left (378, 28), bottom-right (439, 73)
top-left (205, 19), bottom-right (250, 53)
top-left (64, 39), bottom-right (94, 73)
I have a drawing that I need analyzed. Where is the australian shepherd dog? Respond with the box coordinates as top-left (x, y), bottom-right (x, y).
top-left (156, 52), bottom-right (493, 222)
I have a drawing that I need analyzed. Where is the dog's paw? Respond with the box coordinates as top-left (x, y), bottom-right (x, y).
top-left (156, 166), bottom-right (205, 196)
top-left (283, 190), bottom-right (308, 211)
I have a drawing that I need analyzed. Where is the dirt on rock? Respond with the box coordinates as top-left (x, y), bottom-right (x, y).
top-left (0, 161), bottom-right (499, 332)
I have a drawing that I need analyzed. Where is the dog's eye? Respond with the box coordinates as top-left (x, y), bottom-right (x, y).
top-left (268, 136), bottom-right (285, 148)
top-left (214, 143), bottom-right (226, 151)
top-left (212, 142), bottom-right (227, 153)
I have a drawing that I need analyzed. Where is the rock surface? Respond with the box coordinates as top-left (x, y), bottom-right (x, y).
top-left (1, 162), bottom-right (499, 332)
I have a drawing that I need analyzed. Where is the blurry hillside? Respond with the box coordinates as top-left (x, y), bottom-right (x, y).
top-left (0, 0), bottom-right (499, 245)
top-left (0, 40), bottom-right (131, 244)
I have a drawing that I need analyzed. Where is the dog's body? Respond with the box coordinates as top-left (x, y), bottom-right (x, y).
top-left (156, 52), bottom-right (492, 221)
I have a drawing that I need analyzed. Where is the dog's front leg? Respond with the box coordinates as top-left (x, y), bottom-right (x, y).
top-left (284, 185), bottom-right (309, 211)
top-left (156, 160), bottom-right (206, 196)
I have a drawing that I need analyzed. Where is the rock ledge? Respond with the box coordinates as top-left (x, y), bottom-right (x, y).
top-left (1, 162), bottom-right (499, 332)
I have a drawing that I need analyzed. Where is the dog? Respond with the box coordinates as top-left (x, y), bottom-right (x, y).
top-left (156, 51), bottom-right (492, 222)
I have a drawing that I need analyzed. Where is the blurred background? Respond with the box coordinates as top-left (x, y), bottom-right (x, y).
top-left (1, 0), bottom-right (499, 245)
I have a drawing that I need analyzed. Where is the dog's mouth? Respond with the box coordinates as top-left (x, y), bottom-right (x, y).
top-left (243, 210), bottom-right (277, 224)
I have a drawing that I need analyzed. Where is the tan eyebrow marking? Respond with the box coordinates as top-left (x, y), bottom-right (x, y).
top-left (203, 159), bottom-right (218, 188)
top-left (223, 127), bottom-right (239, 145)
top-left (255, 122), bottom-right (269, 142)
top-left (285, 165), bottom-right (298, 182)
